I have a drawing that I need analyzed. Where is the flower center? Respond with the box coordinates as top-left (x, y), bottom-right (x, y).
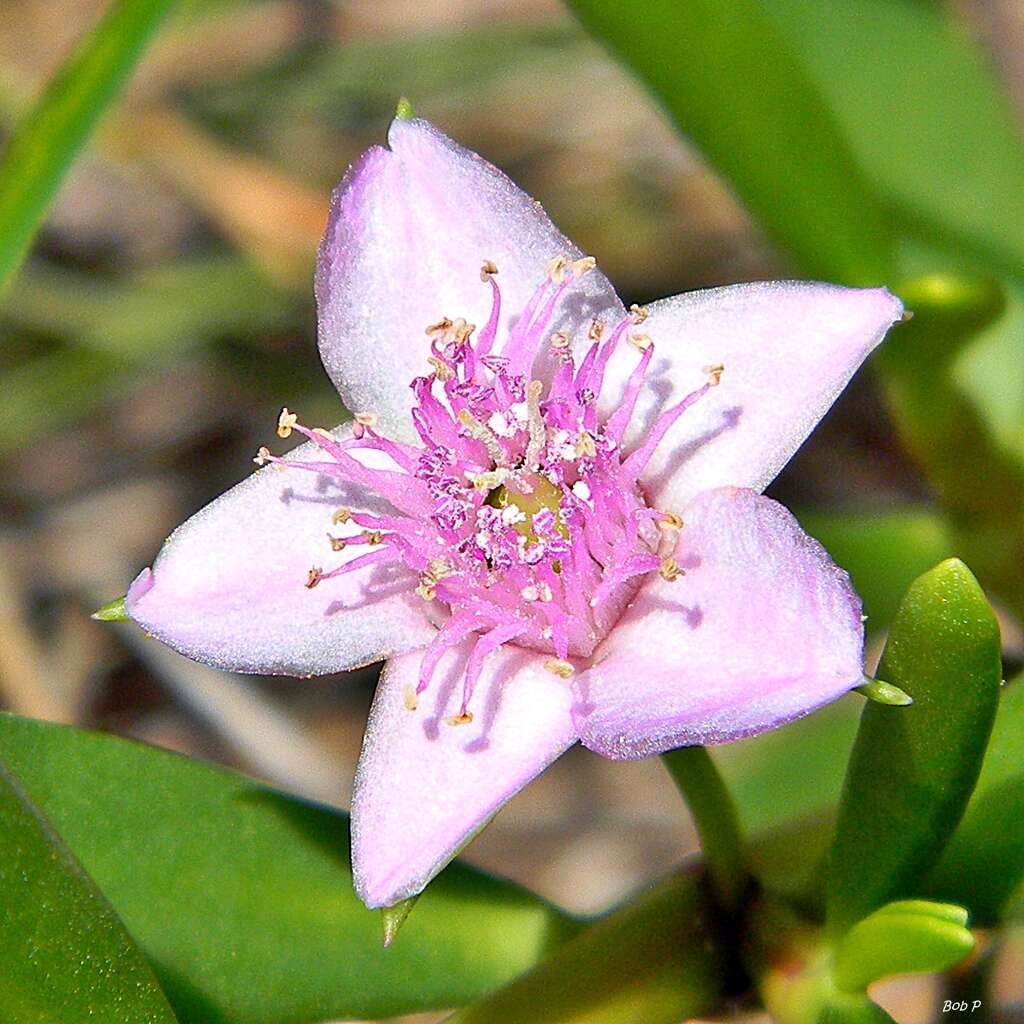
top-left (260, 256), bottom-right (721, 723)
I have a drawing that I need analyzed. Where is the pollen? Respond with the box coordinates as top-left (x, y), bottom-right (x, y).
top-left (277, 407), bottom-right (298, 438)
top-left (544, 658), bottom-right (575, 679)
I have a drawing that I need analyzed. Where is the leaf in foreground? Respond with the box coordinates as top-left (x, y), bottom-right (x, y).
top-left (0, 756), bottom-right (178, 1023)
top-left (0, 713), bottom-right (576, 1024)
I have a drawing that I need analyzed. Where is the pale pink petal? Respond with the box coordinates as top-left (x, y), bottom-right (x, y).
top-left (351, 640), bottom-right (577, 907)
top-left (316, 116), bottom-right (623, 438)
top-left (127, 427), bottom-right (434, 675)
top-left (573, 487), bottom-right (863, 759)
top-left (600, 282), bottom-right (902, 510)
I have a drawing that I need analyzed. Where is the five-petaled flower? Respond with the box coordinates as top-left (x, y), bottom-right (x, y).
top-left (126, 114), bottom-right (903, 909)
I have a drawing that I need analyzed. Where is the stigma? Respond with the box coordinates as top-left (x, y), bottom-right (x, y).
top-left (258, 256), bottom-right (721, 724)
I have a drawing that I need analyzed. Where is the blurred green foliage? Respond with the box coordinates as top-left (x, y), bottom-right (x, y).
top-left (0, 713), bottom-right (577, 1024)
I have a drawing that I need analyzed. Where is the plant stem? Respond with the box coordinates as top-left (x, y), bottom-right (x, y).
top-left (661, 746), bottom-right (748, 911)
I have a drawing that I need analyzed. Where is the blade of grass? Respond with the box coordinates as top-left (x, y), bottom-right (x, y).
top-left (0, 0), bottom-right (178, 294)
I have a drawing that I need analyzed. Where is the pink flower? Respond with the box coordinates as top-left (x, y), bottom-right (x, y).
top-left (126, 115), bottom-right (903, 909)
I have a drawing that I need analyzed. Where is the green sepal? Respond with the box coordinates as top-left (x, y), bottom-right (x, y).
top-left (853, 677), bottom-right (912, 707)
top-left (91, 595), bottom-right (128, 621)
top-left (833, 900), bottom-right (974, 993)
top-left (381, 894), bottom-right (419, 948)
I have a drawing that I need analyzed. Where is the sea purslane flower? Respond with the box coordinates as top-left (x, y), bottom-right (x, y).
top-left (126, 115), bottom-right (903, 909)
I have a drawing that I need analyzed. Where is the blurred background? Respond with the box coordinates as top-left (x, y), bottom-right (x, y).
top-left (1, 1), bottom-right (1023, 1021)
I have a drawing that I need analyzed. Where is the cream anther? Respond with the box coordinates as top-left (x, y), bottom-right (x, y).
top-left (254, 446), bottom-right (271, 466)
top-left (277, 408), bottom-right (298, 438)
top-left (629, 303), bottom-right (649, 324)
top-left (520, 584), bottom-right (539, 602)
top-left (656, 511), bottom-right (684, 530)
top-left (480, 259), bottom-right (498, 281)
top-left (328, 534), bottom-right (347, 552)
top-left (588, 319), bottom-right (605, 342)
top-left (659, 556), bottom-right (683, 582)
top-left (427, 355), bottom-right (454, 380)
top-left (549, 331), bottom-right (571, 356)
top-left (544, 658), bottom-right (575, 678)
top-left (403, 686), bottom-right (419, 711)
top-left (365, 530), bottom-right (383, 546)
top-left (703, 364), bottom-right (725, 386)
top-left (575, 432), bottom-right (597, 458)
top-left (425, 317), bottom-right (454, 337)
top-left (572, 256), bottom-right (597, 277)
top-left (545, 255), bottom-right (570, 283)
top-left (332, 507), bottom-right (352, 525)
top-left (354, 411), bottom-right (379, 428)
top-left (629, 333), bottom-right (653, 351)
top-left (451, 318), bottom-right (476, 344)
top-left (448, 711), bottom-right (474, 726)
top-left (313, 427), bottom-right (337, 441)
top-left (305, 567), bottom-right (322, 589)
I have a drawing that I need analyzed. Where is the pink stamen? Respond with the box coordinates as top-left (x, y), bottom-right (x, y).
top-left (271, 258), bottom-right (718, 720)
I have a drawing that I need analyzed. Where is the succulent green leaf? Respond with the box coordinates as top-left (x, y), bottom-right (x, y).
top-left (0, 0), bottom-right (179, 293)
top-left (566, 0), bottom-right (894, 284)
top-left (0, 713), bottom-right (577, 1024)
top-left (826, 560), bottom-right (1001, 934)
top-left (833, 900), bottom-right (974, 992)
top-left (922, 676), bottom-right (1024, 923)
top-left (0, 756), bottom-right (178, 1023)
top-left (444, 872), bottom-right (724, 1024)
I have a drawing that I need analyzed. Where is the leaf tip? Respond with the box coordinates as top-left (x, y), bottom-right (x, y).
top-left (855, 677), bottom-right (913, 706)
